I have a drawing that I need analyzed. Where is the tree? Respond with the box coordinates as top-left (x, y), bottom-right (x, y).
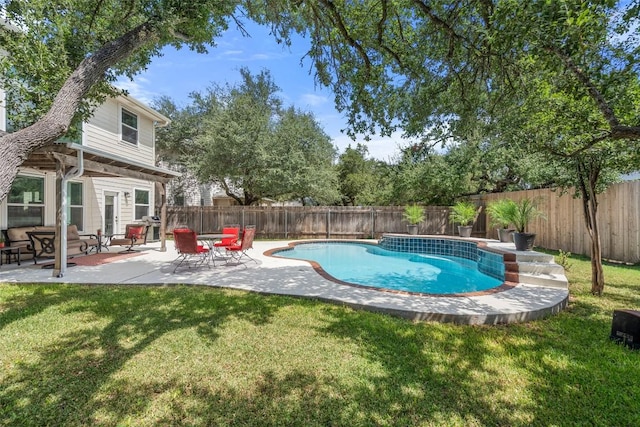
top-left (265, 1), bottom-right (640, 144)
top-left (269, 106), bottom-right (341, 205)
top-left (0, 0), bottom-right (242, 200)
top-left (335, 144), bottom-right (388, 206)
top-left (156, 68), bottom-right (339, 205)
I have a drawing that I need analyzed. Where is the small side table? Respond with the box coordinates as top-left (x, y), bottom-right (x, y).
top-left (0, 246), bottom-right (21, 267)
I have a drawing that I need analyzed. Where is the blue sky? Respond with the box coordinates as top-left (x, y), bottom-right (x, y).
top-left (116, 20), bottom-right (413, 161)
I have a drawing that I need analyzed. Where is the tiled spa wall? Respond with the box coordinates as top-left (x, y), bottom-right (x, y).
top-left (378, 235), bottom-right (505, 281)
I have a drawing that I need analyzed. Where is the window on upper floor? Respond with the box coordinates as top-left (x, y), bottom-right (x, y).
top-left (134, 189), bottom-right (149, 220)
top-left (121, 108), bottom-right (138, 145)
top-left (7, 176), bottom-right (45, 227)
top-left (58, 121), bottom-right (83, 144)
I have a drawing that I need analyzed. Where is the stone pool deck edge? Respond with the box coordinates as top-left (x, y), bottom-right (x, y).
top-left (265, 236), bottom-right (569, 325)
top-left (0, 239), bottom-right (569, 325)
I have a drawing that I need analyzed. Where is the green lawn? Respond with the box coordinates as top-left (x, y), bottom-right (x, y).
top-left (1, 252), bottom-right (639, 426)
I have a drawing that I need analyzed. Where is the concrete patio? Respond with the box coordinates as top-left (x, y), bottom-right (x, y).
top-left (0, 239), bottom-right (569, 325)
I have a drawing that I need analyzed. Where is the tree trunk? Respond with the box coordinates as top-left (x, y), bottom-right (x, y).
top-left (585, 196), bottom-right (605, 295)
top-left (0, 22), bottom-right (159, 202)
top-left (578, 161), bottom-right (605, 295)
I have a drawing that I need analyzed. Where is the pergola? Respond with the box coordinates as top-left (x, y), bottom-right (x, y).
top-left (21, 142), bottom-right (181, 277)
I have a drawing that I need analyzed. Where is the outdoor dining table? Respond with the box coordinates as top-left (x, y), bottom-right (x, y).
top-left (197, 233), bottom-right (237, 265)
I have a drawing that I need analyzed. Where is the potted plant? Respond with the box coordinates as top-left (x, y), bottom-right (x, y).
top-left (0, 235), bottom-right (5, 248)
top-left (508, 198), bottom-right (545, 251)
top-left (403, 204), bottom-right (425, 235)
top-left (449, 201), bottom-right (477, 237)
top-left (486, 199), bottom-right (516, 242)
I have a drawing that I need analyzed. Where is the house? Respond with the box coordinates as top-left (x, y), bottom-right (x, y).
top-left (166, 173), bottom-right (240, 207)
top-left (0, 87), bottom-right (180, 260)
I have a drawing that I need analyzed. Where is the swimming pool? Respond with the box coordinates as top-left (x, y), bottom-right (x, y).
top-left (273, 241), bottom-right (504, 295)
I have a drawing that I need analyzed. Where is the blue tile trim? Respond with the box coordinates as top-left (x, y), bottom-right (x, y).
top-left (378, 235), bottom-right (505, 281)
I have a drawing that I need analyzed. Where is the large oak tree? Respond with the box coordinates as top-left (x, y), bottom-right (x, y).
top-left (156, 68), bottom-right (339, 205)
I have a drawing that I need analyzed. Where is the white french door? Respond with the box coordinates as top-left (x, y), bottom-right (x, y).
top-left (103, 191), bottom-right (119, 235)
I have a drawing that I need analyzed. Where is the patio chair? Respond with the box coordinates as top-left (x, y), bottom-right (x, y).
top-left (172, 229), bottom-right (211, 273)
top-left (171, 226), bottom-right (192, 251)
top-left (108, 224), bottom-right (148, 253)
top-left (212, 225), bottom-right (240, 257)
top-left (225, 225), bottom-right (257, 267)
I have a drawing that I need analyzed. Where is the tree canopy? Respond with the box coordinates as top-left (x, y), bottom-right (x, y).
top-left (2, 1), bottom-right (639, 200)
top-left (155, 68), bottom-right (339, 206)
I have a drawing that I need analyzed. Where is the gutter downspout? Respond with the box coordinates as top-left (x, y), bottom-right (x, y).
top-left (53, 150), bottom-right (84, 278)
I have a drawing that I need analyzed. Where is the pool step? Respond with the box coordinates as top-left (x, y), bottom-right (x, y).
top-left (514, 252), bottom-right (555, 263)
top-left (517, 261), bottom-right (565, 276)
top-left (517, 271), bottom-right (568, 289)
top-left (497, 248), bottom-right (568, 289)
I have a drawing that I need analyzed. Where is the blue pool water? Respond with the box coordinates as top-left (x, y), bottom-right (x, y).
top-left (274, 242), bottom-right (503, 294)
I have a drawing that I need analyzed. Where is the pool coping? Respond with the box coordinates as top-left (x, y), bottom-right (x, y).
top-left (264, 236), bottom-right (569, 325)
top-left (264, 239), bottom-right (519, 298)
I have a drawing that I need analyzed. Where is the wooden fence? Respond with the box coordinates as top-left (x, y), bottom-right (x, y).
top-left (166, 205), bottom-right (486, 239)
top-left (166, 180), bottom-right (639, 263)
top-left (473, 180), bottom-right (640, 264)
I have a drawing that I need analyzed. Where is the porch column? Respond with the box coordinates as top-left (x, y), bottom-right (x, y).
top-left (157, 181), bottom-right (167, 252)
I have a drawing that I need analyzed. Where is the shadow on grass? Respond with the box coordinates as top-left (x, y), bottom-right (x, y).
top-left (0, 284), bottom-right (285, 425)
top-left (315, 304), bottom-right (640, 426)
top-left (1, 280), bottom-right (640, 426)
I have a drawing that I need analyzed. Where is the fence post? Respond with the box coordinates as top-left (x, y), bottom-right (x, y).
top-left (327, 209), bottom-right (330, 239)
top-left (371, 208), bottom-right (374, 239)
top-left (284, 208), bottom-right (288, 239)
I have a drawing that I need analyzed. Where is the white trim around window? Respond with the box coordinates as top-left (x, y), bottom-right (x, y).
top-left (67, 180), bottom-right (84, 231)
top-left (120, 107), bottom-right (139, 145)
top-left (133, 188), bottom-right (150, 220)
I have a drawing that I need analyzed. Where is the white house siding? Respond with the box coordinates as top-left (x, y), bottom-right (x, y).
top-left (84, 97), bottom-right (156, 166)
top-left (89, 177), bottom-right (155, 235)
top-left (1, 93), bottom-right (165, 232)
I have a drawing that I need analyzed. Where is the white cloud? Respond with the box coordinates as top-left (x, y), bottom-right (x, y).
top-left (222, 50), bottom-right (243, 56)
top-left (330, 130), bottom-right (417, 162)
top-left (114, 79), bottom-right (157, 105)
top-left (299, 93), bottom-right (328, 107)
top-left (250, 53), bottom-right (271, 60)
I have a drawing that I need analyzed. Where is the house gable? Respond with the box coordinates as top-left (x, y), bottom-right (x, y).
top-left (84, 95), bottom-right (168, 167)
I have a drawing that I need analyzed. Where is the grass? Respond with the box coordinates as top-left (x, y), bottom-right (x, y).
top-left (1, 252), bottom-right (639, 426)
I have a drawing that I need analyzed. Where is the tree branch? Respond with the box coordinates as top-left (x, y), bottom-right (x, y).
top-left (0, 20), bottom-right (161, 201)
top-left (317, 0), bottom-right (372, 74)
top-left (547, 45), bottom-right (620, 128)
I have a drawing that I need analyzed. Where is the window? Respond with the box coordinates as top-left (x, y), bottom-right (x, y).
top-left (134, 189), bottom-right (149, 220)
top-left (7, 176), bottom-right (45, 227)
top-left (173, 193), bottom-right (185, 206)
top-left (68, 181), bottom-right (83, 230)
top-left (121, 108), bottom-right (138, 144)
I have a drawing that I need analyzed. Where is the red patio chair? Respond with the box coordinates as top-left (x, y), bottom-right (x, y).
top-left (173, 229), bottom-right (211, 273)
top-left (213, 226), bottom-right (240, 257)
top-left (225, 225), bottom-right (257, 267)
